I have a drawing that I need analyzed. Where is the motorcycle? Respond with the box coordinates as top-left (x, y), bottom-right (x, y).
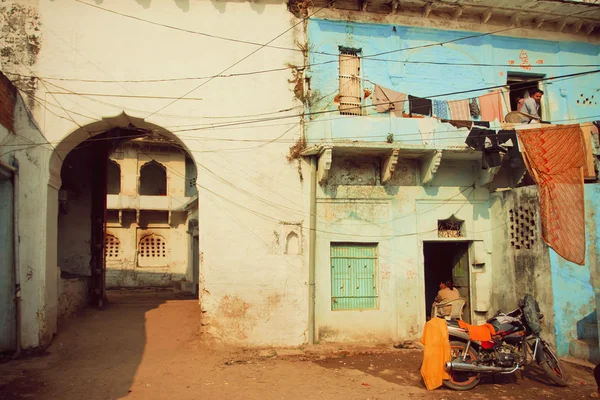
top-left (443, 294), bottom-right (568, 391)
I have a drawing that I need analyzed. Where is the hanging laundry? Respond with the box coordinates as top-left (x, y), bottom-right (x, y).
top-left (479, 90), bottom-right (504, 123)
top-left (517, 124), bottom-right (586, 265)
top-left (441, 119), bottom-right (472, 130)
top-left (469, 98), bottom-right (481, 118)
top-left (432, 100), bottom-right (449, 119)
top-left (580, 123), bottom-right (597, 179)
top-left (447, 99), bottom-right (470, 120)
top-left (482, 147), bottom-right (504, 169)
top-left (473, 121), bottom-right (490, 128)
top-left (497, 129), bottom-right (517, 145)
top-left (373, 85), bottom-right (407, 117)
top-left (465, 127), bottom-right (488, 150)
top-left (409, 95), bottom-right (432, 116)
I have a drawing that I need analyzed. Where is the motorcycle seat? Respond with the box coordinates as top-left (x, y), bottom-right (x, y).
top-left (489, 320), bottom-right (517, 334)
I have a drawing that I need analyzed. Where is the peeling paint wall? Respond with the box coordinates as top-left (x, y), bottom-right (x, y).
top-left (0, 0), bottom-right (42, 107)
top-left (550, 184), bottom-right (600, 356)
top-left (489, 187), bottom-right (556, 348)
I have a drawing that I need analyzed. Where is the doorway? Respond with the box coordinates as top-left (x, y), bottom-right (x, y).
top-left (423, 241), bottom-right (470, 323)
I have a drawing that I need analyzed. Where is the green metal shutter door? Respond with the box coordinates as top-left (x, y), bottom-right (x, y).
top-left (331, 243), bottom-right (377, 310)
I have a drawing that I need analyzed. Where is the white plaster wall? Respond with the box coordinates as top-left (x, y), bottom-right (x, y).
top-left (314, 159), bottom-right (494, 343)
top-left (6, 0), bottom-right (306, 345)
top-left (0, 92), bottom-right (55, 349)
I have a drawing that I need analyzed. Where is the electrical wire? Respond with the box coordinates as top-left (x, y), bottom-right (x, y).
top-left (144, 1), bottom-right (336, 118)
top-left (26, 69), bottom-right (599, 136)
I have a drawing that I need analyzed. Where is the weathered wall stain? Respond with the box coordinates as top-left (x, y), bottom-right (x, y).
top-left (219, 295), bottom-right (251, 318)
top-left (0, 1), bottom-right (42, 106)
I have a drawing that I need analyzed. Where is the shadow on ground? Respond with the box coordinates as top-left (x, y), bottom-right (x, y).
top-left (0, 288), bottom-right (198, 400)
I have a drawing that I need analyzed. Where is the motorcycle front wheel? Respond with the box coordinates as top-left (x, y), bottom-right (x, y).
top-left (536, 341), bottom-right (568, 387)
top-left (443, 341), bottom-right (481, 391)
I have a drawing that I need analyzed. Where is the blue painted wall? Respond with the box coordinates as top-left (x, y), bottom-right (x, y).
top-left (306, 19), bottom-right (600, 144)
top-left (551, 184), bottom-right (600, 356)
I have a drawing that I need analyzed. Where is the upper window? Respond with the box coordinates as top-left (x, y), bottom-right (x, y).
top-left (330, 242), bottom-right (378, 310)
top-left (106, 160), bottom-right (121, 195)
top-left (139, 161), bottom-right (167, 196)
top-left (507, 73), bottom-right (544, 117)
top-left (339, 48), bottom-right (362, 116)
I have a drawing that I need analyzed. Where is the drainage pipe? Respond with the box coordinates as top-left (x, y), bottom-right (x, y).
top-left (11, 159), bottom-right (20, 358)
top-left (308, 156), bottom-right (317, 344)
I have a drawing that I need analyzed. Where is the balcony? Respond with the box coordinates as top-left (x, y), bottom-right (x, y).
top-left (106, 194), bottom-right (192, 211)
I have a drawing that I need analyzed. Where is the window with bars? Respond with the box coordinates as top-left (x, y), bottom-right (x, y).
top-left (105, 234), bottom-right (120, 259)
top-left (138, 234), bottom-right (167, 258)
top-left (331, 243), bottom-right (378, 310)
top-left (339, 48), bottom-right (362, 116)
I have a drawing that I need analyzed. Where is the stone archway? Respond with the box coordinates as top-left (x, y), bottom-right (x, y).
top-left (46, 113), bottom-right (200, 336)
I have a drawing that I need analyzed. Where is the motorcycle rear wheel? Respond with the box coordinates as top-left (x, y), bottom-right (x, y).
top-left (443, 341), bottom-right (481, 391)
top-left (537, 343), bottom-right (568, 387)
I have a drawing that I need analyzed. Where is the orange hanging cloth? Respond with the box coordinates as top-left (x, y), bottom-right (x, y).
top-left (457, 320), bottom-right (496, 342)
top-left (517, 124), bottom-right (586, 265)
top-left (420, 318), bottom-right (452, 390)
top-left (478, 90), bottom-right (504, 122)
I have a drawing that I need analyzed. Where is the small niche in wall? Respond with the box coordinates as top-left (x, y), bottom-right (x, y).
top-left (509, 206), bottom-right (536, 250)
top-left (282, 222), bottom-right (302, 255)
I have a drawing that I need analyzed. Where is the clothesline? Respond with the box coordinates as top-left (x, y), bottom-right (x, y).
top-left (372, 83), bottom-right (507, 122)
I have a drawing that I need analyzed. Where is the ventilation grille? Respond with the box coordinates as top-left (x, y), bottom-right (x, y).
top-left (139, 235), bottom-right (167, 258)
top-left (509, 206), bottom-right (536, 250)
top-left (105, 234), bottom-right (120, 259)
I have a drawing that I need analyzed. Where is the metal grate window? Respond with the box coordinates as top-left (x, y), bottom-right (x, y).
top-left (339, 49), bottom-right (362, 116)
top-left (105, 234), bottom-right (120, 259)
top-left (331, 243), bottom-right (378, 310)
top-left (139, 234), bottom-right (167, 258)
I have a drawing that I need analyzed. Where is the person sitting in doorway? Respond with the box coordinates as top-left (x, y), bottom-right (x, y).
top-left (520, 89), bottom-right (544, 123)
top-left (431, 280), bottom-right (461, 318)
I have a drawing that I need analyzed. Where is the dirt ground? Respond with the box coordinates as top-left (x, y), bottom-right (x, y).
top-left (0, 289), bottom-right (597, 400)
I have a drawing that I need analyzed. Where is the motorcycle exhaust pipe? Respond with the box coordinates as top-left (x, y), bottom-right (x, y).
top-left (445, 360), bottom-right (516, 373)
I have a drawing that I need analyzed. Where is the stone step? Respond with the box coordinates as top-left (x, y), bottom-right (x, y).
top-left (569, 338), bottom-right (600, 364)
top-left (579, 322), bottom-right (599, 341)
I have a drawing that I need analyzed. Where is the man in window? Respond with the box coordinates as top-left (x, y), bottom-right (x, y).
top-left (520, 89), bottom-right (543, 123)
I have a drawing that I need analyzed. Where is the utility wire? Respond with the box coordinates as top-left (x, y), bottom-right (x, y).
top-left (145, 1), bottom-right (334, 117)
top-left (2, 111), bottom-right (599, 148)
top-left (164, 69), bottom-right (600, 133)
top-left (73, 0), bottom-right (600, 71)
top-left (26, 69), bottom-right (599, 134)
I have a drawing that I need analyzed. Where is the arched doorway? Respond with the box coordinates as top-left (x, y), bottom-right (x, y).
top-left (49, 114), bottom-right (199, 309)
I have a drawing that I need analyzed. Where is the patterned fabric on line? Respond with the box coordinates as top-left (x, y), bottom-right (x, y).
top-left (448, 99), bottom-right (470, 120)
top-left (517, 124), bottom-right (586, 265)
top-left (433, 100), bottom-right (450, 119)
